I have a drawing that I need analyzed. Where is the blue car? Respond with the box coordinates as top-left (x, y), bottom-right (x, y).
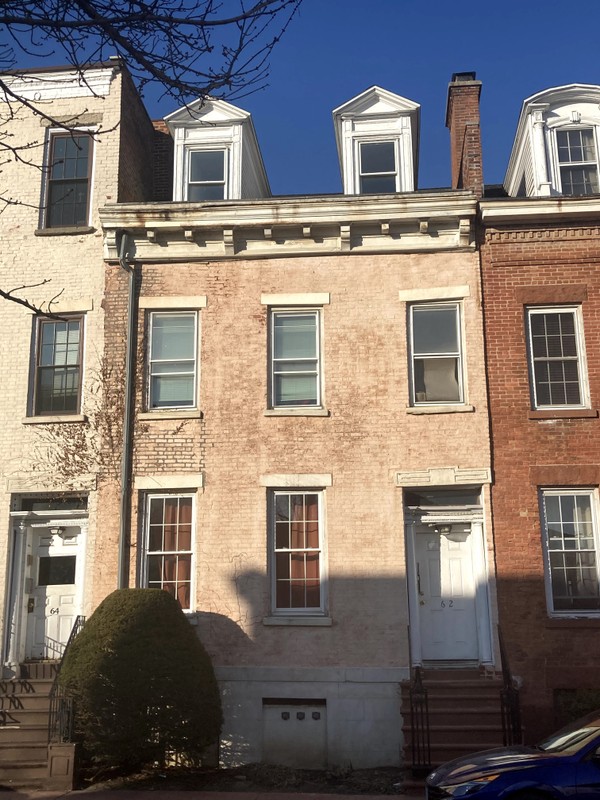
top-left (426, 710), bottom-right (600, 800)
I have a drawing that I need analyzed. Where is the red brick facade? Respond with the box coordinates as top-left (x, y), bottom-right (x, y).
top-left (480, 215), bottom-right (600, 739)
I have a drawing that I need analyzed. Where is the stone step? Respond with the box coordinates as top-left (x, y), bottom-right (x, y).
top-left (0, 724), bottom-right (48, 744)
top-left (19, 661), bottom-right (59, 681)
top-left (0, 742), bottom-right (48, 762)
top-left (0, 693), bottom-right (52, 712)
top-left (0, 707), bottom-right (51, 726)
top-left (0, 678), bottom-right (54, 696)
top-left (0, 759), bottom-right (48, 784)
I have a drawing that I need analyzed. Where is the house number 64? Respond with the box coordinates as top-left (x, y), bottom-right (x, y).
top-left (49, 607), bottom-right (59, 615)
top-left (440, 600), bottom-right (454, 608)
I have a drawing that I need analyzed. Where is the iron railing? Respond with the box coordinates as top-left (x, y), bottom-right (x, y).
top-left (498, 625), bottom-right (522, 746)
top-left (48, 615), bottom-right (85, 744)
top-left (409, 664), bottom-right (431, 771)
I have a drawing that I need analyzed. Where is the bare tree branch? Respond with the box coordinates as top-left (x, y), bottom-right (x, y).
top-left (0, 0), bottom-right (303, 310)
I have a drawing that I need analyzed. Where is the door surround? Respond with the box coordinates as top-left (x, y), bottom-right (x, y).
top-left (5, 508), bottom-right (87, 674)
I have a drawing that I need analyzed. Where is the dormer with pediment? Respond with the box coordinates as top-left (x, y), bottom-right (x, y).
top-left (165, 97), bottom-right (270, 201)
top-left (505, 84), bottom-right (600, 198)
top-left (332, 86), bottom-right (420, 195)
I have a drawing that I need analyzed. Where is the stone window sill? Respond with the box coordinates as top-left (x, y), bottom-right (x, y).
top-left (138, 410), bottom-right (203, 420)
top-left (35, 226), bottom-right (95, 237)
top-left (546, 616), bottom-right (600, 628)
top-left (263, 616), bottom-right (332, 627)
top-left (22, 414), bottom-right (87, 425)
top-left (406, 404), bottom-right (475, 415)
top-left (264, 408), bottom-right (330, 417)
top-left (528, 408), bottom-right (598, 420)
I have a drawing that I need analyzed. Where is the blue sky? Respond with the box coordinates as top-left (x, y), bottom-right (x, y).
top-left (11, 0), bottom-right (600, 195)
top-left (194, 0), bottom-right (600, 196)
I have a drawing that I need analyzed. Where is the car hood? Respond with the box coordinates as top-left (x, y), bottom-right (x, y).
top-left (427, 746), bottom-right (559, 785)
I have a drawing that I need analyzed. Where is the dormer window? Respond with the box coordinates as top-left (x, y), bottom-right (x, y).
top-left (504, 84), bottom-right (600, 198)
top-left (165, 97), bottom-right (270, 202)
top-left (557, 129), bottom-right (599, 196)
top-left (333, 86), bottom-right (420, 195)
top-left (359, 141), bottom-right (398, 193)
top-left (188, 149), bottom-right (227, 200)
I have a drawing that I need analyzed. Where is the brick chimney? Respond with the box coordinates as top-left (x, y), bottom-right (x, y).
top-left (445, 72), bottom-right (483, 197)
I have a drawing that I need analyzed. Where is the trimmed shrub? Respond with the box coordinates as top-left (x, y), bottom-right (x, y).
top-left (60, 588), bottom-right (222, 771)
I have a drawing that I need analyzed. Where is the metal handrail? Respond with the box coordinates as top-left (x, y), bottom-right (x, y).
top-left (409, 664), bottom-right (431, 772)
top-left (498, 625), bottom-right (522, 746)
top-left (48, 615), bottom-right (85, 743)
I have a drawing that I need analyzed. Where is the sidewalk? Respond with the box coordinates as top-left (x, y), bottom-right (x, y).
top-left (0, 791), bottom-right (425, 800)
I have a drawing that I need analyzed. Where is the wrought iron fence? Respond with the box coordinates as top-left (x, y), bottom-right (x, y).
top-left (409, 664), bottom-right (431, 771)
top-left (48, 615), bottom-right (85, 744)
top-left (498, 625), bottom-right (522, 746)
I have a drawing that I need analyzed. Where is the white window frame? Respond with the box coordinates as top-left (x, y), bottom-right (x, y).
top-left (540, 489), bottom-right (600, 617)
top-left (269, 489), bottom-right (326, 616)
top-left (409, 301), bottom-right (465, 406)
top-left (553, 126), bottom-right (600, 197)
top-left (184, 146), bottom-right (229, 201)
top-left (526, 306), bottom-right (589, 410)
top-left (269, 308), bottom-right (322, 410)
top-left (357, 139), bottom-right (399, 194)
top-left (141, 493), bottom-right (195, 612)
top-left (147, 310), bottom-right (199, 411)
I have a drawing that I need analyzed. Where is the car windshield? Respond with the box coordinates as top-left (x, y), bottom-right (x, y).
top-left (537, 711), bottom-right (600, 754)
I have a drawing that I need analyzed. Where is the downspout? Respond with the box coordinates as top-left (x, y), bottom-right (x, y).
top-left (116, 231), bottom-right (135, 589)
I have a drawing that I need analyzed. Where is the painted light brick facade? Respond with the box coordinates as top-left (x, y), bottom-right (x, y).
top-left (100, 189), bottom-right (496, 766)
top-left (0, 64), bottom-right (154, 672)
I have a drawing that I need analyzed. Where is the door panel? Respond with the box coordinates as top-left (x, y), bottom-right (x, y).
top-left (25, 531), bottom-right (79, 659)
top-left (416, 529), bottom-right (479, 660)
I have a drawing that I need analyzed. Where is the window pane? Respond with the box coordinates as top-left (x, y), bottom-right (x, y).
top-left (188, 183), bottom-right (225, 201)
top-left (274, 314), bottom-right (317, 359)
top-left (190, 150), bottom-right (224, 182)
top-left (360, 142), bottom-right (395, 174)
top-left (274, 374), bottom-right (318, 406)
top-left (414, 357), bottom-right (460, 403)
top-left (38, 556), bottom-right (76, 586)
top-left (359, 174), bottom-right (397, 194)
top-left (151, 314), bottom-right (195, 360)
top-left (151, 375), bottom-right (194, 407)
top-left (413, 306), bottom-right (459, 355)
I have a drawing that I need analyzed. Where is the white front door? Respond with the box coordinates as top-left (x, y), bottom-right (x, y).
top-left (25, 529), bottom-right (80, 659)
top-left (415, 527), bottom-right (479, 661)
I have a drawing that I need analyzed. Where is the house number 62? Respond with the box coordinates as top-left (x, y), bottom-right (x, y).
top-left (440, 600), bottom-right (454, 608)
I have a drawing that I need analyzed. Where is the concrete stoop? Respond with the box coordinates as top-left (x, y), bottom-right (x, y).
top-left (0, 661), bottom-right (75, 791)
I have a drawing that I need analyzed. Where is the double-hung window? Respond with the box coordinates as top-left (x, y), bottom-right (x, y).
top-left (187, 149), bottom-right (227, 200)
top-left (45, 132), bottom-right (92, 228)
top-left (271, 491), bottom-right (324, 614)
top-left (148, 312), bottom-right (198, 410)
top-left (34, 317), bottom-right (83, 415)
top-left (527, 307), bottom-right (588, 409)
top-left (409, 302), bottom-right (463, 405)
top-left (557, 129), bottom-right (599, 196)
top-left (144, 494), bottom-right (194, 611)
top-left (270, 310), bottom-right (321, 408)
top-left (358, 141), bottom-right (398, 194)
top-left (541, 490), bottom-right (600, 614)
